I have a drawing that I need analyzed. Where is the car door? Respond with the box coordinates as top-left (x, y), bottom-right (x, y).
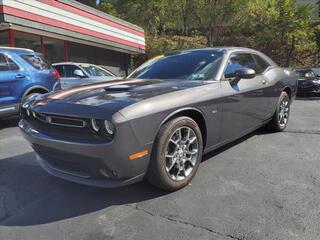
top-left (219, 52), bottom-right (269, 142)
top-left (0, 53), bottom-right (23, 108)
top-left (59, 65), bottom-right (84, 89)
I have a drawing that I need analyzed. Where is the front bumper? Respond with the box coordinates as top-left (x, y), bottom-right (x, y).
top-left (19, 119), bottom-right (152, 188)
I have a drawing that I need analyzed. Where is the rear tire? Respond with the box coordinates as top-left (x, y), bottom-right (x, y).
top-left (266, 91), bottom-right (290, 132)
top-left (147, 117), bottom-right (203, 191)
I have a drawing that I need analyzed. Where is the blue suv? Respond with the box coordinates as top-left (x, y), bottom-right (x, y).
top-left (0, 47), bottom-right (60, 118)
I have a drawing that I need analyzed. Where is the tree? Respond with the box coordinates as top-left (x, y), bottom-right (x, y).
top-left (96, 0), bottom-right (319, 67)
top-left (242, 0), bottom-right (317, 66)
top-left (191, 0), bottom-right (246, 46)
top-left (76, 0), bottom-right (97, 8)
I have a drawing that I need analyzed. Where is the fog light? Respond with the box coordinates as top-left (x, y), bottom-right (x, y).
top-left (90, 119), bottom-right (100, 132)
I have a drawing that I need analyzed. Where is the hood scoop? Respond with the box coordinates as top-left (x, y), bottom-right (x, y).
top-left (104, 84), bottom-right (132, 92)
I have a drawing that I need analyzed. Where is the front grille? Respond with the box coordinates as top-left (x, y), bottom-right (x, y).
top-left (47, 116), bottom-right (86, 128)
top-left (21, 108), bottom-right (108, 143)
top-left (22, 109), bottom-right (87, 129)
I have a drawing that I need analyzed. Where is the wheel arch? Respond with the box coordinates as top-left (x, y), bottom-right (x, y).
top-left (22, 85), bottom-right (49, 99)
top-left (282, 86), bottom-right (292, 101)
top-left (160, 107), bottom-right (207, 148)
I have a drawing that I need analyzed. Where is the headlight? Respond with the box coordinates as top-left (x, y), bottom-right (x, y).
top-left (22, 102), bottom-right (29, 109)
top-left (103, 120), bottom-right (114, 136)
top-left (312, 80), bottom-right (320, 84)
top-left (90, 119), bottom-right (114, 136)
top-left (90, 119), bottom-right (100, 132)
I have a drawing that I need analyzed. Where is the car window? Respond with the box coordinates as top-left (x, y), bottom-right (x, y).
top-left (225, 53), bottom-right (258, 76)
top-left (7, 57), bottom-right (19, 71)
top-left (295, 69), bottom-right (316, 78)
top-left (252, 54), bottom-right (270, 74)
top-left (0, 54), bottom-right (10, 71)
top-left (64, 65), bottom-right (81, 78)
top-left (21, 54), bottom-right (50, 70)
top-left (80, 64), bottom-right (113, 77)
top-left (0, 54), bottom-right (19, 71)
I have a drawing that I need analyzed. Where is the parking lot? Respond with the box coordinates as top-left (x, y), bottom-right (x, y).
top-left (0, 98), bottom-right (319, 240)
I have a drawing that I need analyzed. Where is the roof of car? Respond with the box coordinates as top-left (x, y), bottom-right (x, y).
top-left (184, 47), bottom-right (261, 52)
top-left (163, 47), bottom-right (272, 57)
top-left (163, 47), bottom-right (277, 66)
top-left (0, 47), bottom-right (34, 54)
top-left (52, 62), bottom-right (94, 66)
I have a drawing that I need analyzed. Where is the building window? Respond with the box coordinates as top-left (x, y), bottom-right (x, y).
top-left (14, 32), bottom-right (41, 52)
top-left (43, 37), bottom-right (65, 64)
top-left (69, 42), bottom-right (129, 76)
top-left (0, 31), bottom-right (9, 46)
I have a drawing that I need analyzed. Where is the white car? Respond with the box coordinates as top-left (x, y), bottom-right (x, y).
top-left (53, 62), bottom-right (120, 89)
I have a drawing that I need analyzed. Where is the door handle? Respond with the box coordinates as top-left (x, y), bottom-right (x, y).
top-left (15, 74), bottom-right (25, 79)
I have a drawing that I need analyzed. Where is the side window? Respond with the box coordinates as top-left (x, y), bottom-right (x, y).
top-left (64, 65), bottom-right (81, 78)
top-left (7, 57), bottom-right (20, 71)
top-left (252, 54), bottom-right (270, 74)
top-left (0, 54), bottom-right (10, 71)
top-left (225, 53), bottom-right (257, 76)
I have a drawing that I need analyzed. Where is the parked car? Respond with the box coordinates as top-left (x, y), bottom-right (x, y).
top-left (20, 47), bottom-right (297, 191)
top-left (293, 68), bottom-right (320, 96)
top-left (52, 62), bottom-right (119, 89)
top-left (311, 67), bottom-right (320, 77)
top-left (0, 47), bottom-right (60, 118)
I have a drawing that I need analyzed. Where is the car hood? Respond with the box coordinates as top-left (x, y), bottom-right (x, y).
top-left (29, 78), bottom-right (205, 118)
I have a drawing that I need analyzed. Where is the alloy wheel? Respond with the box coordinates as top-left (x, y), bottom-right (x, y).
top-left (165, 127), bottom-right (199, 181)
top-left (278, 96), bottom-right (290, 127)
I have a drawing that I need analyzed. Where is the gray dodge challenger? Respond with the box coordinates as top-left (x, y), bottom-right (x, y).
top-left (19, 48), bottom-right (297, 191)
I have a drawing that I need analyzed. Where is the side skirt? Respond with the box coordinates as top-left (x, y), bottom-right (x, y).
top-left (203, 118), bottom-right (272, 155)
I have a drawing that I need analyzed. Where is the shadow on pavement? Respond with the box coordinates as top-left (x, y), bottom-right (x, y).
top-left (0, 152), bottom-right (167, 227)
top-left (203, 128), bottom-right (271, 161)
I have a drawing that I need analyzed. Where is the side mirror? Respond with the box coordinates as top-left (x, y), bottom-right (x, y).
top-left (74, 69), bottom-right (86, 78)
top-left (225, 68), bottom-right (256, 84)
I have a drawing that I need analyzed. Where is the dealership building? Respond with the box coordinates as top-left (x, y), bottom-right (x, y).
top-left (0, 0), bottom-right (145, 76)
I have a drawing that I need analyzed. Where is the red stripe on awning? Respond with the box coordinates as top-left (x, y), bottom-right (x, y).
top-left (38, 0), bottom-right (145, 37)
top-left (1, 6), bottom-right (145, 50)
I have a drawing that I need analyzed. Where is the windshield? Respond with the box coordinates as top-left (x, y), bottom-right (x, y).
top-left (295, 69), bottom-right (316, 78)
top-left (129, 50), bottom-right (224, 80)
top-left (80, 64), bottom-right (114, 77)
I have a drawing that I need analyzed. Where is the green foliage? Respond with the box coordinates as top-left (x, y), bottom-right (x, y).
top-left (242, 0), bottom-right (317, 66)
top-left (96, 0), bottom-right (320, 67)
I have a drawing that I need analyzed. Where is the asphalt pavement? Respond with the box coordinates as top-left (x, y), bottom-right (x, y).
top-left (0, 98), bottom-right (319, 240)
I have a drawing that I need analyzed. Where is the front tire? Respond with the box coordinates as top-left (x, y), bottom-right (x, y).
top-left (266, 91), bottom-right (290, 132)
top-left (147, 117), bottom-right (203, 191)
